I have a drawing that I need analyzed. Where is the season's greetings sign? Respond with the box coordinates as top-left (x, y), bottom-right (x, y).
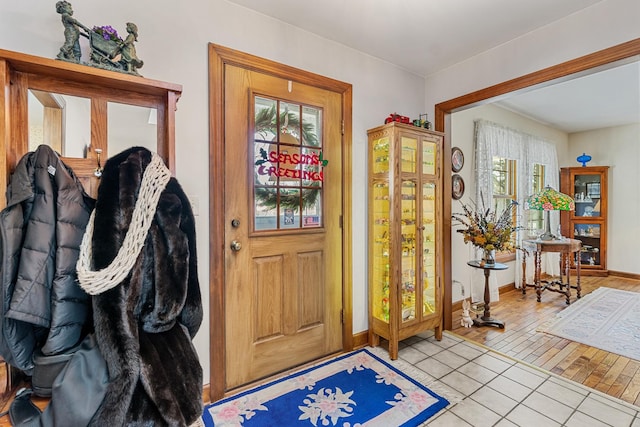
top-left (256, 148), bottom-right (328, 182)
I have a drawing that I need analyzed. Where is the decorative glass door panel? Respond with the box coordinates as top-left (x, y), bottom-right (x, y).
top-left (401, 180), bottom-right (417, 322)
top-left (422, 181), bottom-right (436, 315)
top-left (372, 180), bottom-right (390, 322)
top-left (573, 174), bottom-right (601, 218)
top-left (253, 96), bottom-right (324, 231)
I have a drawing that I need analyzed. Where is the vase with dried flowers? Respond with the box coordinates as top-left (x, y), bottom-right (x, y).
top-left (452, 195), bottom-right (520, 265)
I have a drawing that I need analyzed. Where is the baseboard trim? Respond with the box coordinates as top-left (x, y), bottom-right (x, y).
top-left (353, 330), bottom-right (369, 349)
top-left (203, 383), bottom-right (211, 404)
top-left (452, 282), bottom-right (516, 311)
top-left (609, 270), bottom-right (640, 280)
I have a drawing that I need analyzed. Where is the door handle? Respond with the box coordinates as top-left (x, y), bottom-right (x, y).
top-left (230, 240), bottom-right (242, 251)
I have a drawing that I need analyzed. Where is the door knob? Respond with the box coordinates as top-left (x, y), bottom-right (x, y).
top-left (230, 240), bottom-right (242, 251)
top-left (231, 219), bottom-right (240, 228)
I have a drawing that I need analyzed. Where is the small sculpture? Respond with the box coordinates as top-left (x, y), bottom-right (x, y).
top-left (461, 299), bottom-right (474, 328)
top-left (54, 2), bottom-right (143, 76)
top-left (55, 1), bottom-right (90, 62)
top-left (119, 22), bottom-right (144, 74)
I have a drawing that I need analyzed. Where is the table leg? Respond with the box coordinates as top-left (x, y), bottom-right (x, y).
top-left (563, 252), bottom-right (571, 305)
top-left (535, 251), bottom-right (542, 302)
top-left (576, 250), bottom-right (581, 299)
top-left (558, 253), bottom-right (564, 286)
top-left (521, 254), bottom-right (527, 295)
top-left (473, 268), bottom-right (505, 329)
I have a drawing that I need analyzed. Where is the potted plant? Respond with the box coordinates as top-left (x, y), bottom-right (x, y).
top-left (452, 196), bottom-right (520, 264)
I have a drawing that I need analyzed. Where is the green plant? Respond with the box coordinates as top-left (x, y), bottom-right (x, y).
top-left (452, 195), bottom-right (520, 252)
top-left (92, 25), bottom-right (121, 42)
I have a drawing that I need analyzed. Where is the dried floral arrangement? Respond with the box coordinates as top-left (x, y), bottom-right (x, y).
top-left (452, 195), bottom-right (520, 253)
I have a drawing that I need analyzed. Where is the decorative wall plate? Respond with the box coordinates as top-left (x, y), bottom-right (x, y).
top-left (452, 174), bottom-right (465, 200)
top-left (451, 147), bottom-right (464, 172)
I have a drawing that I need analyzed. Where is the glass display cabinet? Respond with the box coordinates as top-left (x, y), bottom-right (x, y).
top-left (367, 122), bottom-right (443, 359)
top-left (560, 166), bottom-right (609, 275)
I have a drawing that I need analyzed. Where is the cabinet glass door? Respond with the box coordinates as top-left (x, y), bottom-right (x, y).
top-left (401, 180), bottom-right (417, 322)
top-left (401, 136), bottom-right (417, 173)
top-left (574, 222), bottom-right (601, 266)
top-left (422, 181), bottom-right (436, 315)
top-left (371, 180), bottom-right (390, 322)
top-left (422, 140), bottom-right (436, 175)
top-left (372, 136), bottom-right (389, 174)
top-left (573, 174), bottom-right (601, 218)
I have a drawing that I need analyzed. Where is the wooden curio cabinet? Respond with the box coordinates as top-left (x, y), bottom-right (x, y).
top-left (367, 122), bottom-right (443, 360)
top-left (560, 166), bottom-right (609, 276)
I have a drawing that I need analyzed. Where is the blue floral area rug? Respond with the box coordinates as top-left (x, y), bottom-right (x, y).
top-left (203, 348), bottom-right (449, 426)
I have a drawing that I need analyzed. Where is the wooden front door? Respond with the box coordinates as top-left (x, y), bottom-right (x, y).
top-left (223, 64), bottom-right (344, 390)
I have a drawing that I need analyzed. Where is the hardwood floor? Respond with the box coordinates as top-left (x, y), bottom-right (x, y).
top-left (452, 274), bottom-right (640, 407)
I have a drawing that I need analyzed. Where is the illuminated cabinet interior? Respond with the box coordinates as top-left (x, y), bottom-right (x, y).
top-left (367, 122), bottom-right (444, 360)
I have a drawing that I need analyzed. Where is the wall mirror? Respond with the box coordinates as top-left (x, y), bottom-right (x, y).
top-left (27, 91), bottom-right (159, 160)
top-left (108, 102), bottom-right (158, 155)
top-left (435, 38), bottom-right (640, 330)
top-left (28, 90), bottom-right (91, 157)
top-left (1, 48), bottom-right (181, 199)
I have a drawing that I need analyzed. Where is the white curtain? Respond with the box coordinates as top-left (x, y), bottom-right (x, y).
top-left (473, 120), bottom-right (560, 297)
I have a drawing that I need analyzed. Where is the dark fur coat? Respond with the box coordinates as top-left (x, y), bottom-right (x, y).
top-left (88, 147), bottom-right (203, 426)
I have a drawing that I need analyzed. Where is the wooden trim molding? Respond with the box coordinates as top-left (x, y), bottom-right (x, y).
top-left (434, 37), bottom-right (640, 332)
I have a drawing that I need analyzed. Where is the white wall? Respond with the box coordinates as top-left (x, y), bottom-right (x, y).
top-left (450, 104), bottom-right (569, 302)
top-left (426, 0), bottom-right (640, 301)
top-left (1, 0), bottom-right (426, 384)
top-left (567, 124), bottom-right (640, 274)
top-left (425, 0), bottom-right (640, 111)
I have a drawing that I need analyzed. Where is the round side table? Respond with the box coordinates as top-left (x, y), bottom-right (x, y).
top-left (467, 260), bottom-right (508, 329)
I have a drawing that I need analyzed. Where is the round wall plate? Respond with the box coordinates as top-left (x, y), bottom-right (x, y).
top-left (452, 174), bottom-right (465, 200)
top-left (452, 147), bottom-right (464, 172)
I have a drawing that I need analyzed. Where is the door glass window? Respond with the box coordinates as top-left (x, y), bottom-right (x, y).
top-left (253, 96), bottom-right (324, 231)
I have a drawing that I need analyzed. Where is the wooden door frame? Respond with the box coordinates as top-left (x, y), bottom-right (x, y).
top-left (434, 38), bottom-right (640, 330)
top-left (208, 43), bottom-right (353, 402)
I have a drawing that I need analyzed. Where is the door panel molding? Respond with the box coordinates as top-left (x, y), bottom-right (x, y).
top-left (208, 43), bottom-right (353, 402)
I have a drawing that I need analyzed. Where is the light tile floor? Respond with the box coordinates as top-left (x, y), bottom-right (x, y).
top-left (372, 331), bottom-right (640, 427)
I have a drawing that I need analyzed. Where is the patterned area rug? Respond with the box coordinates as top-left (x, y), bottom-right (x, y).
top-left (203, 348), bottom-right (449, 426)
top-left (538, 287), bottom-right (640, 361)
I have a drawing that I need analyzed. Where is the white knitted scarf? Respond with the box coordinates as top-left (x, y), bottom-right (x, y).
top-left (77, 152), bottom-right (171, 295)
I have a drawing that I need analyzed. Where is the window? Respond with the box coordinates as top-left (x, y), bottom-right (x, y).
top-left (528, 163), bottom-right (546, 233)
top-left (253, 96), bottom-right (324, 231)
top-left (474, 119), bottom-right (560, 284)
top-left (492, 159), bottom-right (547, 249)
top-left (492, 157), bottom-right (516, 213)
top-left (492, 157), bottom-right (517, 251)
